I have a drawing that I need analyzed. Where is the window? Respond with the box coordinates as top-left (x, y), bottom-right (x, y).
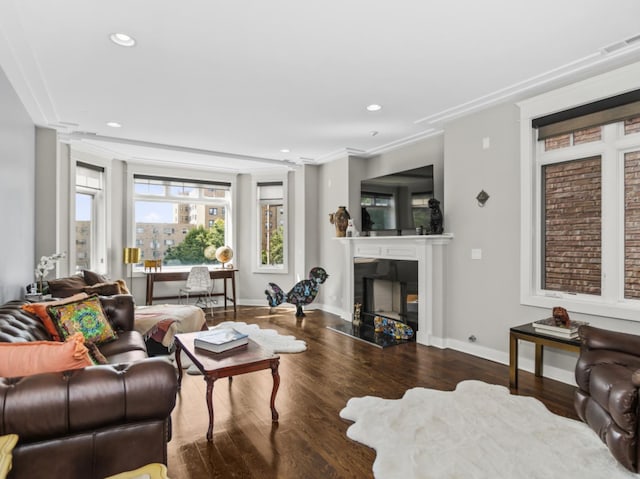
top-left (520, 74), bottom-right (640, 320)
top-left (256, 180), bottom-right (287, 271)
top-left (133, 175), bottom-right (231, 267)
top-left (75, 163), bottom-right (105, 273)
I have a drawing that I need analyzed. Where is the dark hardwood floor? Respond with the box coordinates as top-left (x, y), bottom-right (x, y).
top-left (166, 306), bottom-right (578, 478)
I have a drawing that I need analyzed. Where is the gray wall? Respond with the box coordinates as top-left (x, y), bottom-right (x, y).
top-left (441, 101), bottom-right (640, 383)
top-left (0, 67), bottom-right (34, 303)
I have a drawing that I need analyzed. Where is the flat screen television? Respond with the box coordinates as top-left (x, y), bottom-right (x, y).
top-left (360, 165), bottom-right (434, 233)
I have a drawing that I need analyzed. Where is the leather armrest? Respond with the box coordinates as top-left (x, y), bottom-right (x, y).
top-left (0, 358), bottom-right (177, 443)
top-left (579, 325), bottom-right (640, 356)
top-left (100, 294), bottom-right (135, 332)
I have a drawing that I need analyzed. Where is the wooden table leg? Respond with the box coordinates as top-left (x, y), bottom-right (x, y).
top-left (509, 333), bottom-right (518, 390)
top-left (205, 376), bottom-right (217, 441)
top-left (223, 276), bottom-right (228, 310)
top-left (232, 272), bottom-right (237, 313)
top-left (535, 343), bottom-right (544, 377)
top-left (270, 358), bottom-right (280, 422)
top-left (175, 342), bottom-right (183, 390)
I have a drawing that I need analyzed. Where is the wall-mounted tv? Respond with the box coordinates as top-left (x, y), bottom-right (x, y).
top-left (360, 165), bottom-right (434, 233)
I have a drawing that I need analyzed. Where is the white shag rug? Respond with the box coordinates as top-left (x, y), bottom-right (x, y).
top-left (339, 380), bottom-right (637, 479)
top-left (182, 321), bottom-right (306, 374)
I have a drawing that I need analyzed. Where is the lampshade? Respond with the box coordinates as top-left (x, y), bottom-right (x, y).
top-left (123, 247), bottom-right (141, 264)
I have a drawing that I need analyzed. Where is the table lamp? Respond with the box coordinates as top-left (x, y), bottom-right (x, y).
top-left (123, 247), bottom-right (141, 291)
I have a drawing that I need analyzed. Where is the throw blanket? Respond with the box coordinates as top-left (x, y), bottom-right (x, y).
top-left (134, 304), bottom-right (206, 349)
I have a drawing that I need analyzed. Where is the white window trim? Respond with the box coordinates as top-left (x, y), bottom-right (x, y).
top-left (252, 174), bottom-right (289, 274)
top-left (519, 61), bottom-right (640, 321)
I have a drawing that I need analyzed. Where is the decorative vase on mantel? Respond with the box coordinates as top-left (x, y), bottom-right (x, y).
top-left (329, 206), bottom-right (350, 237)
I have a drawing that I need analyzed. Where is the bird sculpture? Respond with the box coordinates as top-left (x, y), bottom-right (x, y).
top-left (265, 267), bottom-right (329, 317)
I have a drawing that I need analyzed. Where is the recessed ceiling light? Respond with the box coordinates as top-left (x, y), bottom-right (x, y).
top-left (280, 148), bottom-right (290, 153)
top-left (109, 33), bottom-right (136, 47)
top-left (106, 121), bottom-right (122, 128)
top-left (366, 104), bottom-right (382, 112)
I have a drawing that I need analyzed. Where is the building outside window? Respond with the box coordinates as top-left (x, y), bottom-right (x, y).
top-left (521, 76), bottom-right (640, 320)
top-left (133, 175), bottom-right (231, 267)
top-left (256, 180), bottom-right (287, 271)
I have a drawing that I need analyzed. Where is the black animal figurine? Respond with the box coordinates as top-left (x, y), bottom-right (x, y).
top-left (428, 198), bottom-right (444, 234)
top-left (265, 267), bottom-right (329, 317)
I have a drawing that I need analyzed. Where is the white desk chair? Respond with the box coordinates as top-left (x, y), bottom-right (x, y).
top-left (178, 266), bottom-right (213, 315)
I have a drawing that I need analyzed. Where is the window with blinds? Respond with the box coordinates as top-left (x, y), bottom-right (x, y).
top-left (75, 163), bottom-right (105, 272)
top-left (256, 180), bottom-right (287, 271)
top-left (533, 89), bottom-right (640, 301)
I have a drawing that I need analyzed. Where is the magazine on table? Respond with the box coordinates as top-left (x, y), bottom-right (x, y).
top-left (194, 327), bottom-right (249, 353)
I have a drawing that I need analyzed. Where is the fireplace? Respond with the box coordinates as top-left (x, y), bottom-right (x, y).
top-left (331, 234), bottom-right (452, 347)
top-left (355, 258), bottom-right (418, 335)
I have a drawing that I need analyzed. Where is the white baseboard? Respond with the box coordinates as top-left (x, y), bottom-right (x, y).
top-left (444, 338), bottom-right (576, 386)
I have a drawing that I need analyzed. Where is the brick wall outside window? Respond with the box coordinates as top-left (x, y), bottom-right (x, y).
top-left (625, 150), bottom-right (640, 299)
top-left (543, 157), bottom-right (602, 295)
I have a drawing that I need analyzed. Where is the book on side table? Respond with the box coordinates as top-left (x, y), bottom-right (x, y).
top-left (194, 327), bottom-right (249, 353)
top-left (532, 317), bottom-right (589, 339)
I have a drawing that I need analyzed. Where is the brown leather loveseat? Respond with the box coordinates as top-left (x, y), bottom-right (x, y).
top-left (574, 324), bottom-right (640, 472)
top-left (0, 295), bottom-right (178, 479)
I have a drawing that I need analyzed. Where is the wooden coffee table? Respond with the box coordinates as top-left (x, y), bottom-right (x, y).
top-left (174, 332), bottom-right (280, 441)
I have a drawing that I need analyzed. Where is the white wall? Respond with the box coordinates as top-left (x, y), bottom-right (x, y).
top-left (0, 67), bottom-right (34, 303)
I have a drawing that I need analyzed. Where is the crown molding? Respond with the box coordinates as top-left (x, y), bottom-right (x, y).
top-left (416, 43), bottom-right (640, 128)
top-left (313, 148), bottom-right (366, 164)
top-left (362, 128), bottom-right (443, 158)
top-left (62, 132), bottom-right (295, 166)
top-left (0, 2), bottom-right (57, 125)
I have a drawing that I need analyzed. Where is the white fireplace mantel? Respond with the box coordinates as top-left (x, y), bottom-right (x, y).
top-left (337, 234), bottom-right (453, 347)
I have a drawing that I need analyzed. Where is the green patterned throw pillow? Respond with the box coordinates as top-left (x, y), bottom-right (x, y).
top-left (47, 295), bottom-right (118, 345)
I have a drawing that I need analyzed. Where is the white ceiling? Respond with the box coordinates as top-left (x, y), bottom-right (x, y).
top-left (1, 0), bottom-right (640, 173)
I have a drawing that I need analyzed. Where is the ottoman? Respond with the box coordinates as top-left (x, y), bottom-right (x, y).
top-left (134, 304), bottom-right (206, 354)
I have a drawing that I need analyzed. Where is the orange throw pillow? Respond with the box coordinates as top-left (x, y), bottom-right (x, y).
top-left (22, 292), bottom-right (89, 340)
top-left (0, 333), bottom-right (93, 378)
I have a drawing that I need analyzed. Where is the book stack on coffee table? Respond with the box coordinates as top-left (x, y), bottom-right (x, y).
top-left (194, 327), bottom-right (249, 353)
top-left (532, 317), bottom-right (588, 339)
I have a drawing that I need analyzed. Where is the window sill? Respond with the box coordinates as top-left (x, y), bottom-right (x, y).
top-left (254, 266), bottom-right (288, 275)
top-left (522, 292), bottom-right (640, 322)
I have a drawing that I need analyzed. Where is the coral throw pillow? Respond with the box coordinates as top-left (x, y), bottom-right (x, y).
top-left (21, 292), bottom-right (89, 341)
top-left (47, 295), bottom-right (118, 345)
top-left (0, 333), bottom-right (93, 377)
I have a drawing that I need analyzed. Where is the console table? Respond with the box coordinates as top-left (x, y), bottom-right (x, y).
top-left (509, 322), bottom-right (581, 390)
top-left (145, 269), bottom-right (237, 312)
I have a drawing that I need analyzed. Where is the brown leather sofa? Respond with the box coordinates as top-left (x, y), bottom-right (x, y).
top-left (574, 324), bottom-right (640, 472)
top-left (0, 295), bottom-right (178, 479)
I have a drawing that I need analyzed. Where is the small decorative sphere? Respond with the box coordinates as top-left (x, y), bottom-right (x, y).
top-left (215, 245), bottom-right (234, 264)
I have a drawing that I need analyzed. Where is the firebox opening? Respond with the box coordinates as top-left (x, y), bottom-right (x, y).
top-left (355, 258), bottom-right (418, 337)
